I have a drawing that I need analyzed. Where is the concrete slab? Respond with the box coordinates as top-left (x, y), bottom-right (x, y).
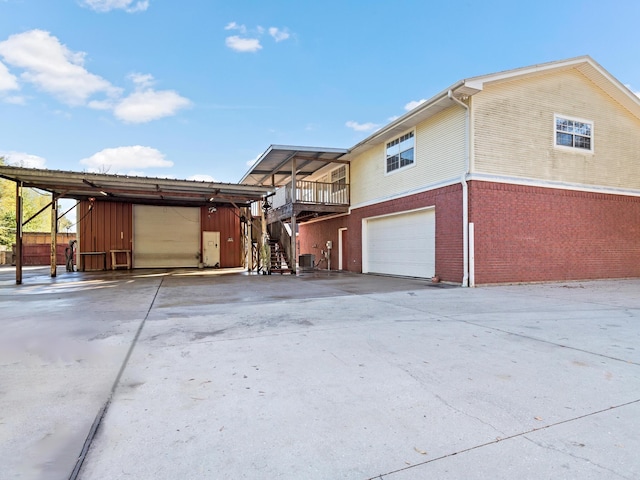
top-left (1, 267), bottom-right (639, 479)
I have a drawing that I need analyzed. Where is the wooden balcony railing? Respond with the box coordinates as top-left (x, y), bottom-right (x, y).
top-left (272, 181), bottom-right (350, 209)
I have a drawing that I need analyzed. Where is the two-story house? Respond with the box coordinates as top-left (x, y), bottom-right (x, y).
top-left (242, 56), bottom-right (640, 285)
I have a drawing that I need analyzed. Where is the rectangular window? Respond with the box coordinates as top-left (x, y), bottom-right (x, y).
top-left (331, 165), bottom-right (346, 193)
top-left (386, 131), bottom-right (415, 173)
top-left (555, 115), bottom-right (593, 151)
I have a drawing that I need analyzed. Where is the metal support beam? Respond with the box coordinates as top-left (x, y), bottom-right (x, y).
top-left (291, 157), bottom-right (297, 275)
top-left (22, 200), bottom-right (53, 227)
top-left (51, 194), bottom-right (58, 277)
top-left (15, 182), bottom-right (23, 285)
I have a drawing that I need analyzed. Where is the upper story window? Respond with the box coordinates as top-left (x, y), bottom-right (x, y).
top-left (331, 165), bottom-right (347, 193)
top-left (386, 131), bottom-right (415, 173)
top-left (555, 115), bottom-right (593, 151)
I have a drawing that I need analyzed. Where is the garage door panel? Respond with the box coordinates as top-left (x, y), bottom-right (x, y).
top-left (365, 209), bottom-right (435, 278)
top-left (134, 205), bottom-right (200, 268)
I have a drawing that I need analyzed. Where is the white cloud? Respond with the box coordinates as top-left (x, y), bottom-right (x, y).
top-left (188, 174), bottom-right (218, 182)
top-left (3, 95), bottom-right (26, 105)
top-left (128, 72), bottom-right (155, 88)
top-left (1, 151), bottom-right (47, 168)
top-left (114, 88), bottom-right (191, 123)
top-left (80, 146), bottom-right (172, 172)
top-left (224, 23), bottom-right (291, 52)
top-left (0, 30), bottom-right (189, 123)
top-left (0, 30), bottom-right (120, 106)
top-left (225, 36), bottom-right (262, 53)
top-left (345, 120), bottom-right (379, 132)
top-left (404, 99), bottom-right (426, 111)
top-left (387, 115), bottom-right (400, 122)
top-left (224, 22), bottom-right (247, 34)
top-left (87, 99), bottom-right (113, 110)
top-left (80, 0), bottom-right (149, 13)
top-left (0, 60), bottom-right (19, 91)
top-left (268, 27), bottom-right (290, 42)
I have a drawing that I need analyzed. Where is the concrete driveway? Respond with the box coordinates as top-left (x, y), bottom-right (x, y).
top-left (1, 266), bottom-right (639, 479)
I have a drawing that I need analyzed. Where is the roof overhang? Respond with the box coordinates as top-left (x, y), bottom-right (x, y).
top-left (343, 55), bottom-right (640, 159)
top-left (0, 166), bottom-right (274, 207)
top-left (240, 145), bottom-right (349, 186)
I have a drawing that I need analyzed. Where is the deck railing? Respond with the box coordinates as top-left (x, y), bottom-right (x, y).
top-left (271, 181), bottom-right (350, 209)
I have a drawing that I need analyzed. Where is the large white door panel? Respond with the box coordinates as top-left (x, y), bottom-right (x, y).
top-left (134, 205), bottom-right (200, 268)
top-left (364, 208), bottom-right (435, 278)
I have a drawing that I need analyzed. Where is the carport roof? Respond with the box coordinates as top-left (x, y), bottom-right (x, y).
top-left (239, 145), bottom-right (349, 186)
top-left (0, 165), bottom-right (274, 207)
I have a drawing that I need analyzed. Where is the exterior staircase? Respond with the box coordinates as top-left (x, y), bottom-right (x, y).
top-left (266, 221), bottom-right (293, 274)
top-left (267, 238), bottom-right (292, 274)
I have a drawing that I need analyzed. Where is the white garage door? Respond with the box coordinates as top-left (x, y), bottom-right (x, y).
top-left (133, 205), bottom-right (201, 268)
top-left (364, 208), bottom-right (435, 278)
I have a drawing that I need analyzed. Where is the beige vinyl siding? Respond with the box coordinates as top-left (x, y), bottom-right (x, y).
top-left (472, 68), bottom-right (640, 190)
top-left (350, 106), bottom-right (466, 206)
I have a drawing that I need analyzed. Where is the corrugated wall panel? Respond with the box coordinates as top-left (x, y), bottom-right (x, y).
top-left (350, 106), bottom-right (466, 207)
top-left (472, 69), bottom-right (640, 189)
top-left (201, 206), bottom-right (242, 268)
top-left (78, 201), bottom-right (132, 270)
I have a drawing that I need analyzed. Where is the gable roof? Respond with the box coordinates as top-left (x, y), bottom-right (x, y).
top-left (342, 56), bottom-right (640, 159)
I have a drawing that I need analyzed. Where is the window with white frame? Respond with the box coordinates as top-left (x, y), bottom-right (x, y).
top-left (555, 115), bottom-right (593, 151)
top-left (386, 131), bottom-right (415, 173)
top-left (331, 165), bottom-right (346, 193)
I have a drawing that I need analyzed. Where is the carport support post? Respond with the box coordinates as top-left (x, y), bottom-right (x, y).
top-left (15, 182), bottom-right (23, 285)
top-left (291, 156), bottom-right (297, 274)
top-left (50, 194), bottom-right (58, 278)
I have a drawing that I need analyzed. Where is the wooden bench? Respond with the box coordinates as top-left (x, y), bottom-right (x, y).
top-left (79, 252), bottom-right (107, 271)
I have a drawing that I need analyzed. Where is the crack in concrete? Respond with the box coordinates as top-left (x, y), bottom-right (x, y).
top-left (68, 277), bottom-right (165, 480)
top-left (432, 393), bottom-right (507, 438)
top-left (521, 435), bottom-right (634, 480)
top-left (458, 320), bottom-right (640, 367)
top-left (367, 398), bottom-right (640, 479)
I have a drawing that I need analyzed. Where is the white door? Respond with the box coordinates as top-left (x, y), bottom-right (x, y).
top-left (202, 231), bottom-right (220, 267)
top-left (363, 208), bottom-right (435, 278)
top-left (133, 205), bottom-right (200, 268)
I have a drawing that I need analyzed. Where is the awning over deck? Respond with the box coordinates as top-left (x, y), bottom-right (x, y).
top-left (240, 145), bottom-right (349, 187)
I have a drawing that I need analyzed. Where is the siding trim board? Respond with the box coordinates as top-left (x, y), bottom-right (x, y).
top-left (469, 173), bottom-right (640, 199)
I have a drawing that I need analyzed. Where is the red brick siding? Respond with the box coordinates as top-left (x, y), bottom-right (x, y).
top-left (297, 184), bottom-right (464, 279)
top-left (469, 181), bottom-right (640, 283)
top-left (349, 184), bottom-right (464, 282)
top-left (298, 215), bottom-right (348, 270)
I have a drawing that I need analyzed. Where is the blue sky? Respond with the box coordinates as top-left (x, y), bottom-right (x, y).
top-left (1, 0), bottom-right (639, 184)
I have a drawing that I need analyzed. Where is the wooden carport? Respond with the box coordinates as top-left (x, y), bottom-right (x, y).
top-left (0, 165), bottom-right (273, 284)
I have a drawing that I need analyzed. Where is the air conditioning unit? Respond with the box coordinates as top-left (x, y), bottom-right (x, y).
top-left (298, 254), bottom-right (314, 271)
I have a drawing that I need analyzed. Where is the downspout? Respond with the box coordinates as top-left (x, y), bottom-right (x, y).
top-left (448, 90), bottom-right (470, 287)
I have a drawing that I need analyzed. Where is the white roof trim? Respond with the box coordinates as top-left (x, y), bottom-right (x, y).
top-left (344, 56), bottom-right (640, 159)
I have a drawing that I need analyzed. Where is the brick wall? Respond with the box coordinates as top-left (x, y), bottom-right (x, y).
top-left (349, 184), bottom-right (464, 281)
top-left (470, 181), bottom-right (640, 283)
top-left (298, 215), bottom-right (348, 270)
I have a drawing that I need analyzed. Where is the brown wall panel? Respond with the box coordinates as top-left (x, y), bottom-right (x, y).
top-left (200, 206), bottom-right (242, 268)
top-left (78, 200), bottom-right (132, 270)
top-left (77, 201), bottom-right (245, 270)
